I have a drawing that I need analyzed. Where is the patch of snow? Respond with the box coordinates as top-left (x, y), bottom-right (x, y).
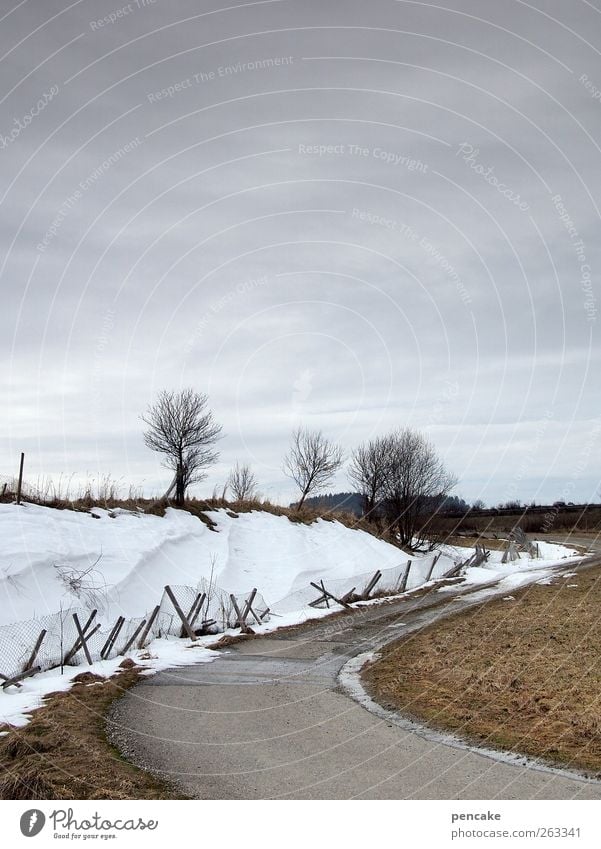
top-left (0, 636), bottom-right (218, 728)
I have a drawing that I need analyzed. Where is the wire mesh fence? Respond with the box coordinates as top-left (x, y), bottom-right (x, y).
top-left (0, 550), bottom-right (463, 686)
top-left (271, 551), bottom-right (456, 613)
top-left (0, 580), bottom-right (274, 683)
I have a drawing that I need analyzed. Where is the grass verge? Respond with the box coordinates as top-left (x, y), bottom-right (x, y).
top-left (363, 567), bottom-right (601, 776)
top-left (0, 661), bottom-right (183, 800)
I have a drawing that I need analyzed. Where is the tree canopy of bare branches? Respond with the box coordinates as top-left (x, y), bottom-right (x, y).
top-left (348, 434), bottom-right (395, 519)
top-left (142, 388), bottom-right (222, 506)
top-left (283, 427), bottom-right (343, 509)
top-left (227, 462), bottom-right (258, 502)
top-left (383, 428), bottom-right (457, 548)
top-left (348, 428), bottom-right (456, 547)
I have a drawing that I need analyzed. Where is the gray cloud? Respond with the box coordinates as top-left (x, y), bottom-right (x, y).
top-left (1, 0), bottom-right (600, 506)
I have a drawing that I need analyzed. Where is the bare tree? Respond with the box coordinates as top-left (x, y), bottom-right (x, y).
top-left (382, 428), bottom-right (457, 549)
top-left (283, 427), bottom-right (343, 509)
top-left (227, 461), bottom-right (258, 502)
top-left (348, 434), bottom-right (394, 519)
top-left (142, 389), bottom-right (222, 506)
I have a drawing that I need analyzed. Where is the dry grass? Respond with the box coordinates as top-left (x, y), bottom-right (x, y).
top-left (444, 535), bottom-right (509, 551)
top-left (1, 482), bottom-right (394, 545)
top-left (0, 661), bottom-right (183, 800)
top-left (363, 567), bottom-right (601, 776)
top-left (186, 495), bottom-right (395, 539)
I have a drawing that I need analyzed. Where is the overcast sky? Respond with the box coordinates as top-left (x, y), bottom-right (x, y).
top-left (1, 0), bottom-right (600, 506)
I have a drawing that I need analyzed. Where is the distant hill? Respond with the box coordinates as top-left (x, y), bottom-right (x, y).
top-left (297, 492), bottom-right (472, 517)
top-left (294, 492), bottom-right (364, 516)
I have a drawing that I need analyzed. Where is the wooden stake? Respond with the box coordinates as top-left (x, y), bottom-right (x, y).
top-left (24, 629), bottom-right (47, 672)
top-left (229, 594), bottom-right (250, 632)
top-left (63, 610), bottom-right (98, 665)
top-left (120, 619), bottom-right (147, 656)
top-left (398, 560), bottom-right (411, 593)
top-left (137, 605), bottom-right (160, 649)
top-left (180, 593), bottom-right (203, 637)
top-left (426, 553), bottom-right (440, 583)
top-left (340, 587), bottom-right (357, 605)
top-left (2, 666), bottom-right (41, 689)
top-left (240, 588), bottom-right (258, 623)
top-left (16, 452), bottom-right (25, 505)
top-left (309, 581), bottom-right (351, 609)
top-left (72, 613), bottom-right (93, 664)
top-left (188, 593), bottom-right (207, 630)
top-left (361, 570), bottom-right (382, 600)
top-left (101, 616), bottom-right (125, 660)
top-left (0, 670), bottom-right (22, 688)
top-left (164, 585), bottom-right (195, 639)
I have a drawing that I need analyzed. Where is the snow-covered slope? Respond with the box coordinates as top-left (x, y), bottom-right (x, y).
top-left (0, 502), bottom-right (581, 628)
top-left (0, 503), bottom-right (402, 625)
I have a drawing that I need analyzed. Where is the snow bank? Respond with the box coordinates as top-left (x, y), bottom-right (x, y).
top-left (0, 503), bottom-right (403, 625)
top-left (0, 639), bottom-right (219, 729)
top-left (0, 502), bottom-right (582, 727)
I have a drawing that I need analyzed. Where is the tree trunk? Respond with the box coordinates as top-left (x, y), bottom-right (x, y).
top-left (175, 459), bottom-right (185, 506)
top-left (297, 489), bottom-right (309, 510)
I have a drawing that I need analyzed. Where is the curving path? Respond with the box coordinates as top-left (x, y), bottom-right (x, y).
top-left (109, 547), bottom-right (601, 800)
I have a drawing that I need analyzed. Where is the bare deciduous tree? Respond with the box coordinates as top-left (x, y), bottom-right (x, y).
top-left (348, 434), bottom-right (394, 519)
top-left (382, 428), bottom-right (457, 549)
top-left (142, 388), bottom-right (222, 506)
top-left (227, 462), bottom-right (258, 502)
top-left (283, 427), bottom-right (343, 509)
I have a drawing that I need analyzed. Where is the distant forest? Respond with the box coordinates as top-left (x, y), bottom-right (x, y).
top-left (298, 492), bottom-right (473, 517)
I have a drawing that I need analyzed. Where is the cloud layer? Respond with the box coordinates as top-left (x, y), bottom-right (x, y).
top-left (1, 0), bottom-right (600, 505)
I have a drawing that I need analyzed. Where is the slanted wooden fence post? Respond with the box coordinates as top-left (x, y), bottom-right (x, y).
top-left (164, 585), bottom-right (196, 639)
top-left (16, 452), bottom-right (25, 505)
top-left (63, 610), bottom-right (100, 665)
top-left (426, 553), bottom-right (440, 583)
top-left (398, 560), bottom-right (411, 593)
top-left (229, 594), bottom-right (250, 633)
top-left (308, 581), bottom-right (352, 609)
top-left (2, 666), bottom-right (41, 690)
top-left (120, 619), bottom-right (148, 656)
top-left (101, 616), bottom-right (125, 660)
top-left (137, 605), bottom-right (160, 648)
top-left (24, 628), bottom-right (47, 672)
top-left (361, 570), bottom-right (382, 600)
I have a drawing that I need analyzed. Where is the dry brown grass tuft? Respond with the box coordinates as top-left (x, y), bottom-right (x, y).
top-left (443, 535), bottom-right (510, 551)
top-left (0, 663), bottom-right (182, 800)
top-left (363, 567), bottom-right (601, 775)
